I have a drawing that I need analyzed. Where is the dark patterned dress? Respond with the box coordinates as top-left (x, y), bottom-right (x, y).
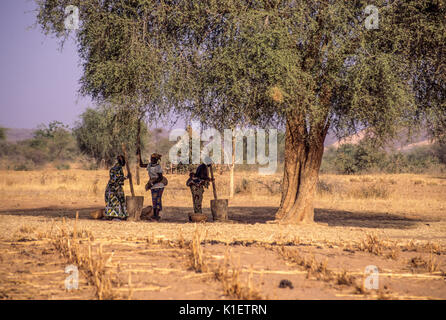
top-left (190, 183), bottom-right (204, 213)
top-left (104, 163), bottom-right (128, 218)
top-left (186, 176), bottom-right (206, 214)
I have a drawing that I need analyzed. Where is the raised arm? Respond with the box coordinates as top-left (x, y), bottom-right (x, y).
top-left (137, 148), bottom-right (148, 168)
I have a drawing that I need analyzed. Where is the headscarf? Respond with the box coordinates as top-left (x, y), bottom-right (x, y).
top-left (150, 153), bottom-right (162, 164)
top-left (117, 155), bottom-right (126, 167)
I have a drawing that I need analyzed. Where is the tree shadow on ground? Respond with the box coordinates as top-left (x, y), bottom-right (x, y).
top-left (0, 206), bottom-right (103, 220)
top-left (0, 205), bottom-right (436, 229)
top-left (213, 207), bottom-right (434, 229)
top-left (313, 208), bottom-right (434, 229)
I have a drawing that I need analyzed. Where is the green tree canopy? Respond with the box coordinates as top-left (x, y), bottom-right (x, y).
top-left (32, 121), bottom-right (78, 161)
top-left (74, 105), bottom-right (148, 166)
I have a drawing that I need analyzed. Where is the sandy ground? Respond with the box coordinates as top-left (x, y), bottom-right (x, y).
top-left (0, 170), bottom-right (445, 299)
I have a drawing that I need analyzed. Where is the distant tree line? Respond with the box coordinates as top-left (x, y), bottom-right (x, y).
top-left (0, 106), bottom-right (175, 171)
top-left (73, 105), bottom-right (177, 168)
top-left (0, 121), bottom-right (78, 170)
top-left (1, 117), bottom-right (444, 174)
top-left (321, 140), bottom-right (446, 174)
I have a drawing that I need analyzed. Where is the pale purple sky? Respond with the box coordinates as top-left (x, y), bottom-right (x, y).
top-left (0, 0), bottom-right (92, 129)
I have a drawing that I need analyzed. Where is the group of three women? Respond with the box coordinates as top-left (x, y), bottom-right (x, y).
top-left (104, 151), bottom-right (212, 221)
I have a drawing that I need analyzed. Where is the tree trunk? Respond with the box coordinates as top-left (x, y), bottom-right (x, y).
top-left (275, 113), bottom-right (328, 224)
top-left (229, 134), bottom-right (235, 198)
top-left (136, 163), bottom-right (140, 185)
top-left (136, 119), bottom-right (141, 185)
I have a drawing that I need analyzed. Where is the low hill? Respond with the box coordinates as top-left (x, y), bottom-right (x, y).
top-left (4, 128), bottom-right (35, 143)
top-left (324, 129), bottom-right (433, 152)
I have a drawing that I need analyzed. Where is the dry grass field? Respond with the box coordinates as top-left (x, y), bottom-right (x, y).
top-left (0, 169), bottom-right (445, 300)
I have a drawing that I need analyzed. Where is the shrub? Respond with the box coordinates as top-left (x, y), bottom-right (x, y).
top-left (74, 106), bottom-right (149, 166)
top-left (0, 121), bottom-right (81, 169)
top-left (82, 162), bottom-right (100, 170)
top-left (13, 160), bottom-right (36, 171)
top-left (317, 180), bottom-right (334, 195)
top-left (56, 163), bottom-right (71, 170)
top-left (332, 141), bottom-right (387, 175)
top-left (349, 183), bottom-right (391, 199)
top-left (235, 178), bottom-right (251, 194)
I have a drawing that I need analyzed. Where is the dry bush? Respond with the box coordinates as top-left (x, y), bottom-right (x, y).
top-left (214, 252), bottom-right (263, 300)
top-left (217, 266), bottom-right (262, 300)
top-left (349, 183), bottom-right (391, 199)
top-left (19, 225), bottom-right (36, 234)
top-left (403, 241), bottom-right (442, 255)
top-left (388, 178), bottom-right (397, 185)
top-left (146, 232), bottom-right (155, 245)
top-left (336, 270), bottom-right (356, 286)
top-left (354, 282), bottom-right (367, 295)
top-left (40, 173), bottom-right (49, 185)
top-left (257, 179), bottom-right (282, 195)
top-left (188, 226), bottom-right (207, 273)
top-left (316, 179), bottom-right (335, 195)
top-left (279, 246), bottom-right (364, 292)
top-left (178, 229), bottom-right (187, 249)
top-left (409, 253), bottom-right (440, 273)
top-left (50, 215), bottom-right (117, 299)
top-left (358, 234), bottom-right (386, 255)
top-left (386, 247), bottom-right (400, 260)
top-left (409, 256), bottom-right (426, 269)
top-left (235, 178), bottom-right (252, 194)
top-left (424, 242), bottom-right (442, 255)
top-left (70, 229), bottom-right (94, 240)
top-left (377, 289), bottom-right (393, 300)
top-left (278, 247), bottom-right (333, 281)
top-left (343, 242), bottom-right (356, 253)
top-left (405, 239), bottom-right (418, 252)
top-left (378, 177), bottom-right (397, 185)
top-left (92, 178), bottom-right (100, 196)
top-left (58, 174), bottom-right (78, 184)
top-left (412, 179), bottom-right (424, 185)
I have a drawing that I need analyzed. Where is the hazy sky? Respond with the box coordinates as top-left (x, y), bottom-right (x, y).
top-left (0, 0), bottom-right (92, 129)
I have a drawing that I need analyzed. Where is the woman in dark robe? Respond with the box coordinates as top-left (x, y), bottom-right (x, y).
top-left (186, 158), bottom-right (213, 221)
top-left (104, 155), bottom-right (128, 220)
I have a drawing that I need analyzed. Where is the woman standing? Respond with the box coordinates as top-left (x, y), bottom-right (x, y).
top-left (104, 155), bottom-right (128, 220)
top-left (186, 158), bottom-right (213, 220)
top-left (138, 149), bottom-right (165, 221)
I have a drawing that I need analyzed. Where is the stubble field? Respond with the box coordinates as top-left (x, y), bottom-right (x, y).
top-left (0, 169), bottom-right (445, 300)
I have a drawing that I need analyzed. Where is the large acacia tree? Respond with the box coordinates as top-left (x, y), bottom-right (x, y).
top-left (36, 0), bottom-right (445, 224)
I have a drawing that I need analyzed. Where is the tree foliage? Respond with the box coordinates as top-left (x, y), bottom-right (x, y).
top-left (334, 142), bottom-right (386, 174)
top-left (32, 121), bottom-right (78, 161)
top-left (0, 127), bottom-right (5, 141)
top-left (0, 121), bottom-right (78, 170)
top-left (73, 105), bottom-right (148, 166)
top-left (321, 142), bottom-right (446, 174)
top-left (34, 0), bottom-right (446, 142)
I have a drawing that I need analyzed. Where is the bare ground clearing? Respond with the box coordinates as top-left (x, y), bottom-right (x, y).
top-left (0, 171), bottom-right (445, 299)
